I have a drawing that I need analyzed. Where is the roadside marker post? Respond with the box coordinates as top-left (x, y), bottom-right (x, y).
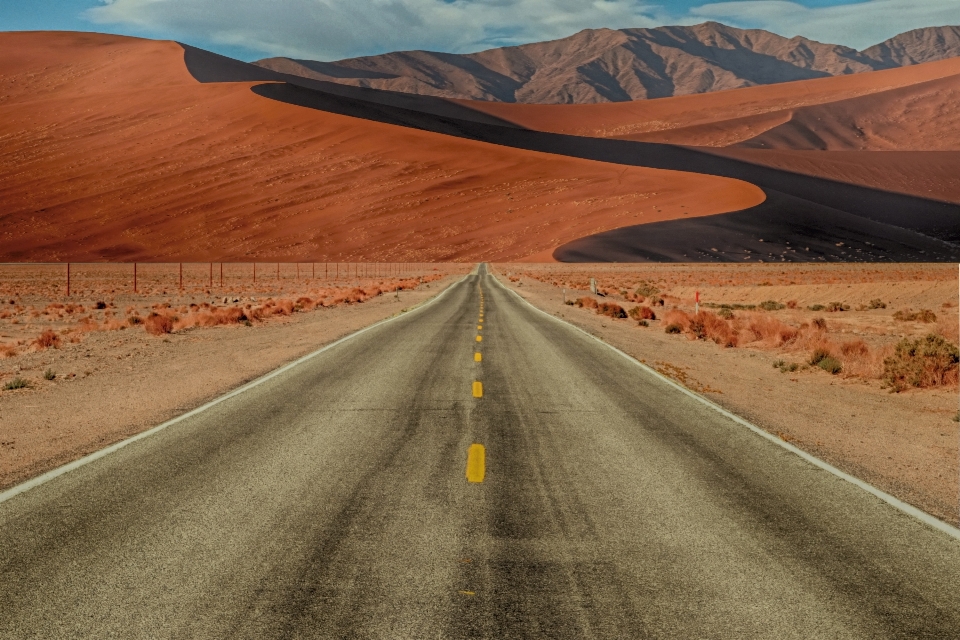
top-left (695, 290), bottom-right (700, 315)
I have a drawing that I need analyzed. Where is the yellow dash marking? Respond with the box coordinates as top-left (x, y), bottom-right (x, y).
top-left (466, 443), bottom-right (485, 482)
top-left (459, 590), bottom-right (476, 596)
top-left (472, 381), bottom-right (483, 398)
top-left (474, 352), bottom-right (482, 362)
top-left (476, 335), bottom-right (482, 342)
top-left (477, 325), bottom-right (482, 330)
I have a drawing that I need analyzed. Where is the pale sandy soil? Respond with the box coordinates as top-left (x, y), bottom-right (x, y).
top-left (492, 264), bottom-right (960, 526)
top-left (0, 274), bottom-right (462, 491)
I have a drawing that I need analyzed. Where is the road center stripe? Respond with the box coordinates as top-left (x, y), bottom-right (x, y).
top-left (466, 444), bottom-right (485, 482)
top-left (472, 381), bottom-right (483, 398)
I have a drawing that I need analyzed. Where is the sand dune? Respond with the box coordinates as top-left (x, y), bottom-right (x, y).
top-left (0, 32), bottom-right (763, 262)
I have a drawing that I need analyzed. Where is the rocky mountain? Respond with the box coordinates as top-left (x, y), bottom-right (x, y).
top-left (255, 22), bottom-right (960, 104)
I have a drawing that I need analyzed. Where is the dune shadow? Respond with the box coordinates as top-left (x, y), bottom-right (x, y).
top-left (181, 42), bottom-right (960, 262)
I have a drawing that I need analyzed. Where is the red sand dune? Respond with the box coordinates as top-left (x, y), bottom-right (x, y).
top-left (0, 32), bottom-right (764, 262)
top-left (460, 57), bottom-right (960, 145)
top-left (462, 57), bottom-right (960, 204)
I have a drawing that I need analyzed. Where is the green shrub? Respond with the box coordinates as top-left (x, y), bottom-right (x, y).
top-left (635, 282), bottom-right (660, 298)
top-left (883, 334), bottom-right (959, 392)
top-left (43, 369), bottom-right (56, 381)
top-left (4, 376), bottom-right (30, 390)
top-left (825, 302), bottom-right (849, 312)
top-left (868, 298), bottom-right (887, 310)
top-left (759, 300), bottom-right (785, 311)
top-left (818, 357), bottom-right (843, 375)
top-left (773, 359), bottom-right (785, 369)
top-left (809, 348), bottom-right (831, 366)
top-left (893, 309), bottom-right (937, 323)
top-left (665, 323), bottom-right (682, 334)
top-left (808, 304), bottom-right (825, 311)
top-left (717, 307), bottom-right (734, 319)
top-left (638, 320), bottom-right (649, 327)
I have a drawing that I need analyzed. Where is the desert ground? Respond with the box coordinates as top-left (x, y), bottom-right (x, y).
top-left (0, 263), bottom-right (466, 489)
top-left (493, 263), bottom-right (959, 524)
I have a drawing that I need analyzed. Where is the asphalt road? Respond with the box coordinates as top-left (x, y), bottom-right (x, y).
top-left (2, 265), bottom-right (960, 639)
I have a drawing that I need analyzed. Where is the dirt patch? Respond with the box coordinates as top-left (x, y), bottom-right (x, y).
top-left (494, 263), bottom-right (959, 526)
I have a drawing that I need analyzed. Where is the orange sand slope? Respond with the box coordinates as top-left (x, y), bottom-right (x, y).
top-left (0, 32), bottom-right (764, 262)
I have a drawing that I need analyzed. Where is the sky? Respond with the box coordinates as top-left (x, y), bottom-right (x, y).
top-left (2, 0), bottom-right (959, 61)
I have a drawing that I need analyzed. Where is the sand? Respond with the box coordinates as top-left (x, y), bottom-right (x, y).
top-left (0, 32), bottom-right (763, 263)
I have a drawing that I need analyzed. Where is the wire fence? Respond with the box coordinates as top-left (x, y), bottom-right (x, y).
top-left (0, 262), bottom-right (470, 299)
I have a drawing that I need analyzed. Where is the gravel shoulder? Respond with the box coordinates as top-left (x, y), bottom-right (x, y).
top-left (494, 272), bottom-right (959, 526)
top-left (0, 276), bottom-right (461, 491)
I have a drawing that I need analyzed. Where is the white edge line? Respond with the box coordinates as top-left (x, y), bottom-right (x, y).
top-left (0, 274), bottom-right (469, 506)
top-left (488, 270), bottom-right (960, 542)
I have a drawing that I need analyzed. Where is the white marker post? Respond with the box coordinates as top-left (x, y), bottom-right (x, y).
top-left (695, 290), bottom-right (700, 315)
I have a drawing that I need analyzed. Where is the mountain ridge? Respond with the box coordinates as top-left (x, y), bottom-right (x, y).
top-left (255, 22), bottom-right (960, 104)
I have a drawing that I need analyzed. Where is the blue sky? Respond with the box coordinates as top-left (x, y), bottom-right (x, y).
top-left (2, 0), bottom-right (958, 61)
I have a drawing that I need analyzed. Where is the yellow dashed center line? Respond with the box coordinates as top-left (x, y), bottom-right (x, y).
top-left (477, 325), bottom-right (482, 330)
top-left (474, 352), bottom-right (482, 362)
top-left (472, 381), bottom-right (483, 398)
top-left (476, 335), bottom-right (482, 342)
top-left (466, 443), bottom-right (485, 482)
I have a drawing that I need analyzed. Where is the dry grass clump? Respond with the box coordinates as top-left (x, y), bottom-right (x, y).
top-left (596, 302), bottom-right (627, 319)
top-left (883, 334), bottom-right (959, 392)
top-left (628, 306), bottom-right (656, 321)
top-left (33, 329), bottom-right (61, 350)
top-left (0, 343), bottom-right (18, 358)
top-left (144, 312), bottom-right (176, 335)
top-left (893, 308), bottom-right (938, 323)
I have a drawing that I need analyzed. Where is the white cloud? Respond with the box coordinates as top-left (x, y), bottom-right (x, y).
top-left (87, 0), bottom-right (674, 60)
top-left (692, 0), bottom-right (960, 50)
top-left (86, 0), bottom-right (960, 60)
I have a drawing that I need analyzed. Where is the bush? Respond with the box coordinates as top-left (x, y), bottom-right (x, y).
top-left (808, 304), bottom-right (825, 311)
top-left (717, 307), bottom-right (734, 319)
top-left (809, 348), bottom-right (832, 366)
top-left (868, 298), bottom-right (887, 310)
top-left (665, 323), bottom-right (682, 334)
top-left (575, 297), bottom-right (598, 309)
top-left (4, 376), bottom-right (30, 390)
top-left (628, 306), bottom-right (656, 321)
top-left (635, 282), bottom-right (660, 298)
top-left (144, 312), bottom-right (175, 335)
top-left (825, 302), bottom-right (849, 312)
top-left (638, 320), bottom-right (649, 327)
top-left (818, 357), bottom-right (843, 375)
top-left (127, 315), bottom-right (143, 325)
top-left (893, 309), bottom-right (937, 323)
top-left (95, 301), bottom-right (107, 310)
top-left (44, 369), bottom-right (56, 381)
top-left (34, 329), bottom-right (61, 350)
top-left (811, 317), bottom-right (827, 330)
top-left (759, 300), bottom-right (785, 311)
top-left (597, 302), bottom-right (627, 319)
top-left (883, 334), bottom-right (959, 392)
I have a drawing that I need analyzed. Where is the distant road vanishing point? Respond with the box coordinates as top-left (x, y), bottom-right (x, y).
top-left (2, 265), bottom-right (960, 638)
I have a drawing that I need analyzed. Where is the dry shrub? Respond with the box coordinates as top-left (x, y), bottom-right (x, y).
top-left (842, 342), bottom-right (893, 380)
top-left (144, 312), bottom-right (175, 335)
top-left (597, 302), bottom-right (627, 319)
top-left (628, 306), bottom-right (656, 321)
top-left (34, 329), bottom-right (61, 350)
top-left (840, 339), bottom-right (869, 357)
top-left (743, 314), bottom-right (796, 347)
top-left (690, 311), bottom-right (738, 347)
top-left (0, 343), bottom-right (17, 358)
top-left (894, 308), bottom-right (937, 323)
top-left (575, 297), bottom-right (599, 309)
top-left (936, 315), bottom-right (960, 344)
top-left (883, 334), bottom-right (959, 391)
top-left (102, 318), bottom-right (126, 331)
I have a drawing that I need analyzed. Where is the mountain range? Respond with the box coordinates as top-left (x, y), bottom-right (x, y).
top-left (255, 22), bottom-right (960, 103)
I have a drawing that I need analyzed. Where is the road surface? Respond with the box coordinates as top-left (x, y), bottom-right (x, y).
top-left (2, 265), bottom-right (960, 638)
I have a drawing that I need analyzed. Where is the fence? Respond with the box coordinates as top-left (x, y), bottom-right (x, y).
top-left (0, 263), bottom-right (468, 298)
